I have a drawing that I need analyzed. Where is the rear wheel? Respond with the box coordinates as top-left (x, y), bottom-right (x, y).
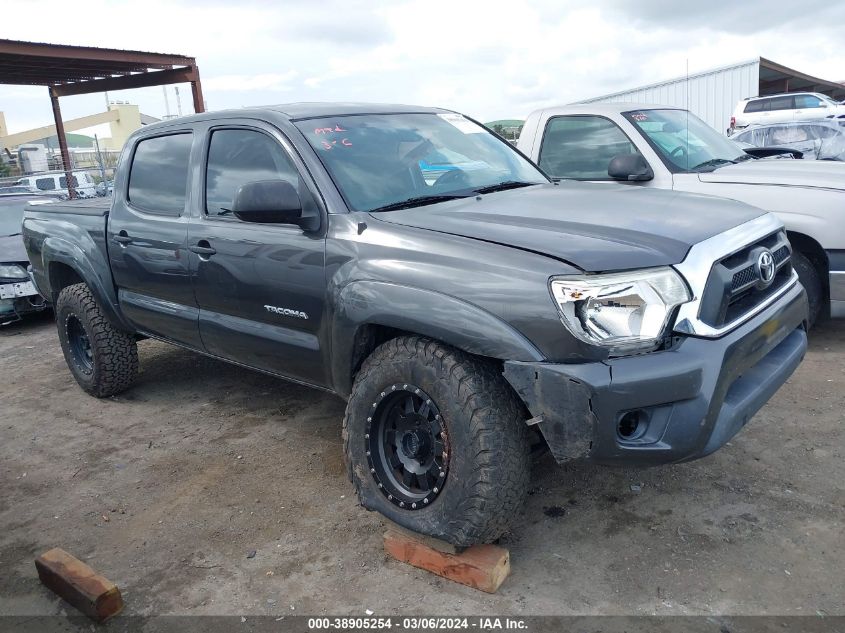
top-left (792, 251), bottom-right (822, 328)
top-left (344, 336), bottom-right (530, 547)
top-left (55, 283), bottom-right (138, 397)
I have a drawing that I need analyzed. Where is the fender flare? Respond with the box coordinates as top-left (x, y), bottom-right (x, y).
top-left (42, 236), bottom-right (132, 331)
top-left (330, 280), bottom-right (544, 396)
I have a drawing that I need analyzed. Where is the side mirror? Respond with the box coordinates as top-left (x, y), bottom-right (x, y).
top-left (232, 180), bottom-right (303, 224)
top-left (608, 154), bottom-right (654, 181)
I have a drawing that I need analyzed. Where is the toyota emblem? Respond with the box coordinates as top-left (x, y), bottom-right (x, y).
top-left (757, 250), bottom-right (776, 286)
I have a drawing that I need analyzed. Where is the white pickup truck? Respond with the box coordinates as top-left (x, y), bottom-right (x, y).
top-left (517, 103), bottom-right (845, 324)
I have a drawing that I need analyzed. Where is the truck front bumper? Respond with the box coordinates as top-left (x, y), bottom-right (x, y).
top-left (503, 282), bottom-right (808, 466)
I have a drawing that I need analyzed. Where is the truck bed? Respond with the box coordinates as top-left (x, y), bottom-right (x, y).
top-left (26, 197), bottom-right (111, 216)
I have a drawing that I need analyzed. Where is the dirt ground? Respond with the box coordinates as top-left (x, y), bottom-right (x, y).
top-left (1, 313), bottom-right (843, 617)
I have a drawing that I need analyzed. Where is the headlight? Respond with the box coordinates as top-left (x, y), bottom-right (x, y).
top-left (0, 264), bottom-right (28, 280)
top-left (550, 267), bottom-right (690, 355)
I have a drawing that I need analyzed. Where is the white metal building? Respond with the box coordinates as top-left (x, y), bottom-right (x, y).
top-left (576, 57), bottom-right (845, 134)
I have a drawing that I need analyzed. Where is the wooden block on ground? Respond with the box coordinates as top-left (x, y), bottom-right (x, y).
top-left (385, 522), bottom-right (462, 555)
top-left (34, 548), bottom-right (124, 622)
top-left (383, 530), bottom-right (510, 593)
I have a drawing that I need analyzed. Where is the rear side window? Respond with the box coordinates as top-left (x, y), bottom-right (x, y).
top-left (205, 128), bottom-right (300, 217)
top-left (128, 133), bottom-right (193, 215)
top-left (59, 175), bottom-right (79, 188)
top-left (744, 99), bottom-right (768, 113)
top-left (538, 115), bottom-right (639, 180)
top-left (35, 177), bottom-right (55, 190)
top-left (769, 96), bottom-right (794, 111)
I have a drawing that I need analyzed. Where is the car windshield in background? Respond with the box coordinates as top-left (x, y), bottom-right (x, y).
top-left (0, 198), bottom-right (27, 236)
top-left (295, 113), bottom-right (547, 212)
top-left (734, 122), bottom-right (845, 161)
top-left (624, 109), bottom-right (750, 172)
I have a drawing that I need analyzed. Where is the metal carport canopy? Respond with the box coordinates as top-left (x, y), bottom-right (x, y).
top-left (0, 39), bottom-right (205, 197)
top-left (758, 57), bottom-right (845, 100)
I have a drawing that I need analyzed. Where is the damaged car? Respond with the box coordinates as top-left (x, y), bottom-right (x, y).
top-left (0, 192), bottom-right (52, 323)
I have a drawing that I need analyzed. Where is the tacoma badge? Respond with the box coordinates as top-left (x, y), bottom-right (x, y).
top-left (264, 305), bottom-right (309, 320)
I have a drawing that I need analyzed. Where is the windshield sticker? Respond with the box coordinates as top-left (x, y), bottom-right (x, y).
top-left (630, 112), bottom-right (649, 122)
top-left (438, 113), bottom-right (485, 134)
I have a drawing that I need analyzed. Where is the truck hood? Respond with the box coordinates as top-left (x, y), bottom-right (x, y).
top-left (371, 183), bottom-right (766, 271)
top-left (700, 159), bottom-right (845, 191)
top-left (0, 233), bottom-right (28, 264)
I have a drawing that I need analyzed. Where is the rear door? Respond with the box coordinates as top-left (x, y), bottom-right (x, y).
top-left (188, 121), bottom-right (328, 387)
top-left (767, 95), bottom-right (795, 124)
top-left (108, 130), bottom-right (202, 347)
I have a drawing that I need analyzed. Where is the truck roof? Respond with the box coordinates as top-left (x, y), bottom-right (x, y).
top-left (534, 103), bottom-right (683, 116)
top-left (140, 102), bottom-right (450, 131)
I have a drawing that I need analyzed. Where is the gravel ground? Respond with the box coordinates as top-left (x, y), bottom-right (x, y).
top-left (1, 313), bottom-right (843, 617)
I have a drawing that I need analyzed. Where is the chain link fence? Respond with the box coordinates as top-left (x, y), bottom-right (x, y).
top-left (1, 144), bottom-right (119, 196)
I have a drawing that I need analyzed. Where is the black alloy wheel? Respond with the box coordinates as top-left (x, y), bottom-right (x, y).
top-left (366, 384), bottom-right (449, 509)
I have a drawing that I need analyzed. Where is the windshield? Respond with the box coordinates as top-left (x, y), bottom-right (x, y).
top-left (0, 197), bottom-right (27, 236)
top-left (623, 109), bottom-right (749, 172)
top-left (295, 113), bottom-right (547, 212)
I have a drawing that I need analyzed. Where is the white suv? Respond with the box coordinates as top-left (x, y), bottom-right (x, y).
top-left (731, 92), bottom-right (845, 134)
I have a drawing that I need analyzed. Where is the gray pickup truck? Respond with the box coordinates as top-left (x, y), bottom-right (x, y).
top-left (22, 103), bottom-right (809, 546)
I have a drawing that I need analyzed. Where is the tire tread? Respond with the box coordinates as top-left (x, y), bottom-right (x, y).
top-left (343, 335), bottom-right (529, 546)
top-left (56, 283), bottom-right (138, 398)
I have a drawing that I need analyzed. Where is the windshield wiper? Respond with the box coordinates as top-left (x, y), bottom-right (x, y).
top-left (368, 194), bottom-right (473, 213)
top-left (472, 180), bottom-right (536, 194)
top-left (691, 158), bottom-right (738, 171)
top-left (4, 232), bottom-right (21, 237)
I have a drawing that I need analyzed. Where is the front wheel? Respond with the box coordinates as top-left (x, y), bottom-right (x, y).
top-left (343, 336), bottom-right (530, 547)
top-left (792, 251), bottom-right (823, 328)
top-left (55, 283), bottom-right (139, 397)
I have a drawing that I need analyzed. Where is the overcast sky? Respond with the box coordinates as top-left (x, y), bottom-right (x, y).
top-left (2, 0), bottom-right (844, 135)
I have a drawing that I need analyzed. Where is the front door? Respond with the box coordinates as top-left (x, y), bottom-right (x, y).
top-left (108, 130), bottom-right (202, 348)
top-left (188, 123), bottom-right (328, 387)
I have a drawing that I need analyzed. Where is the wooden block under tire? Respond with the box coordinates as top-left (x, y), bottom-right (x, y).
top-left (383, 530), bottom-right (510, 593)
top-left (34, 548), bottom-right (124, 621)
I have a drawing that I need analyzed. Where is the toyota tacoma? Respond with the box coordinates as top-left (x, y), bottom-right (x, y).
top-left (22, 103), bottom-right (808, 546)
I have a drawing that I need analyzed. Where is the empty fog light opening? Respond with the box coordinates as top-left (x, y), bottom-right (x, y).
top-left (617, 409), bottom-right (648, 441)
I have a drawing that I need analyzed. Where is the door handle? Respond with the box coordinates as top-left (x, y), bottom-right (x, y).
top-left (189, 240), bottom-right (217, 257)
top-left (114, 230), bottom-right (132, 245)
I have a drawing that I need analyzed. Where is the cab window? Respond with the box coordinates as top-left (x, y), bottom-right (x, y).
top-left (205, 128), bottom-right (313, 219)
top-left (128, 133), bottom-right (193, 216)
top-left (538, 115), bottom-right (640, 180)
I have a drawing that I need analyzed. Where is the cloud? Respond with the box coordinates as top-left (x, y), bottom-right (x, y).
top-left (1, 0), bottom-right (844, 133)
top-left (603, 0), bottom-right (845, 34)
top-left (204, 71), bottom-right (299, 92)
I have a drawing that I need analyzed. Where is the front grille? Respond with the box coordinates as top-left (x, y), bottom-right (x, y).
top-left (699, 231), bottom-right (793, 329)
top-left (731, 265), bottom-right (756, 291)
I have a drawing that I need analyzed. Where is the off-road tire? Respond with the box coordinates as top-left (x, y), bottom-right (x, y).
top-left (55, 283), bottom-right (138, 397)
top-left (792, 251), bottom-right (822, 328)
top-left (343, 335), bottom-right (530, 547)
